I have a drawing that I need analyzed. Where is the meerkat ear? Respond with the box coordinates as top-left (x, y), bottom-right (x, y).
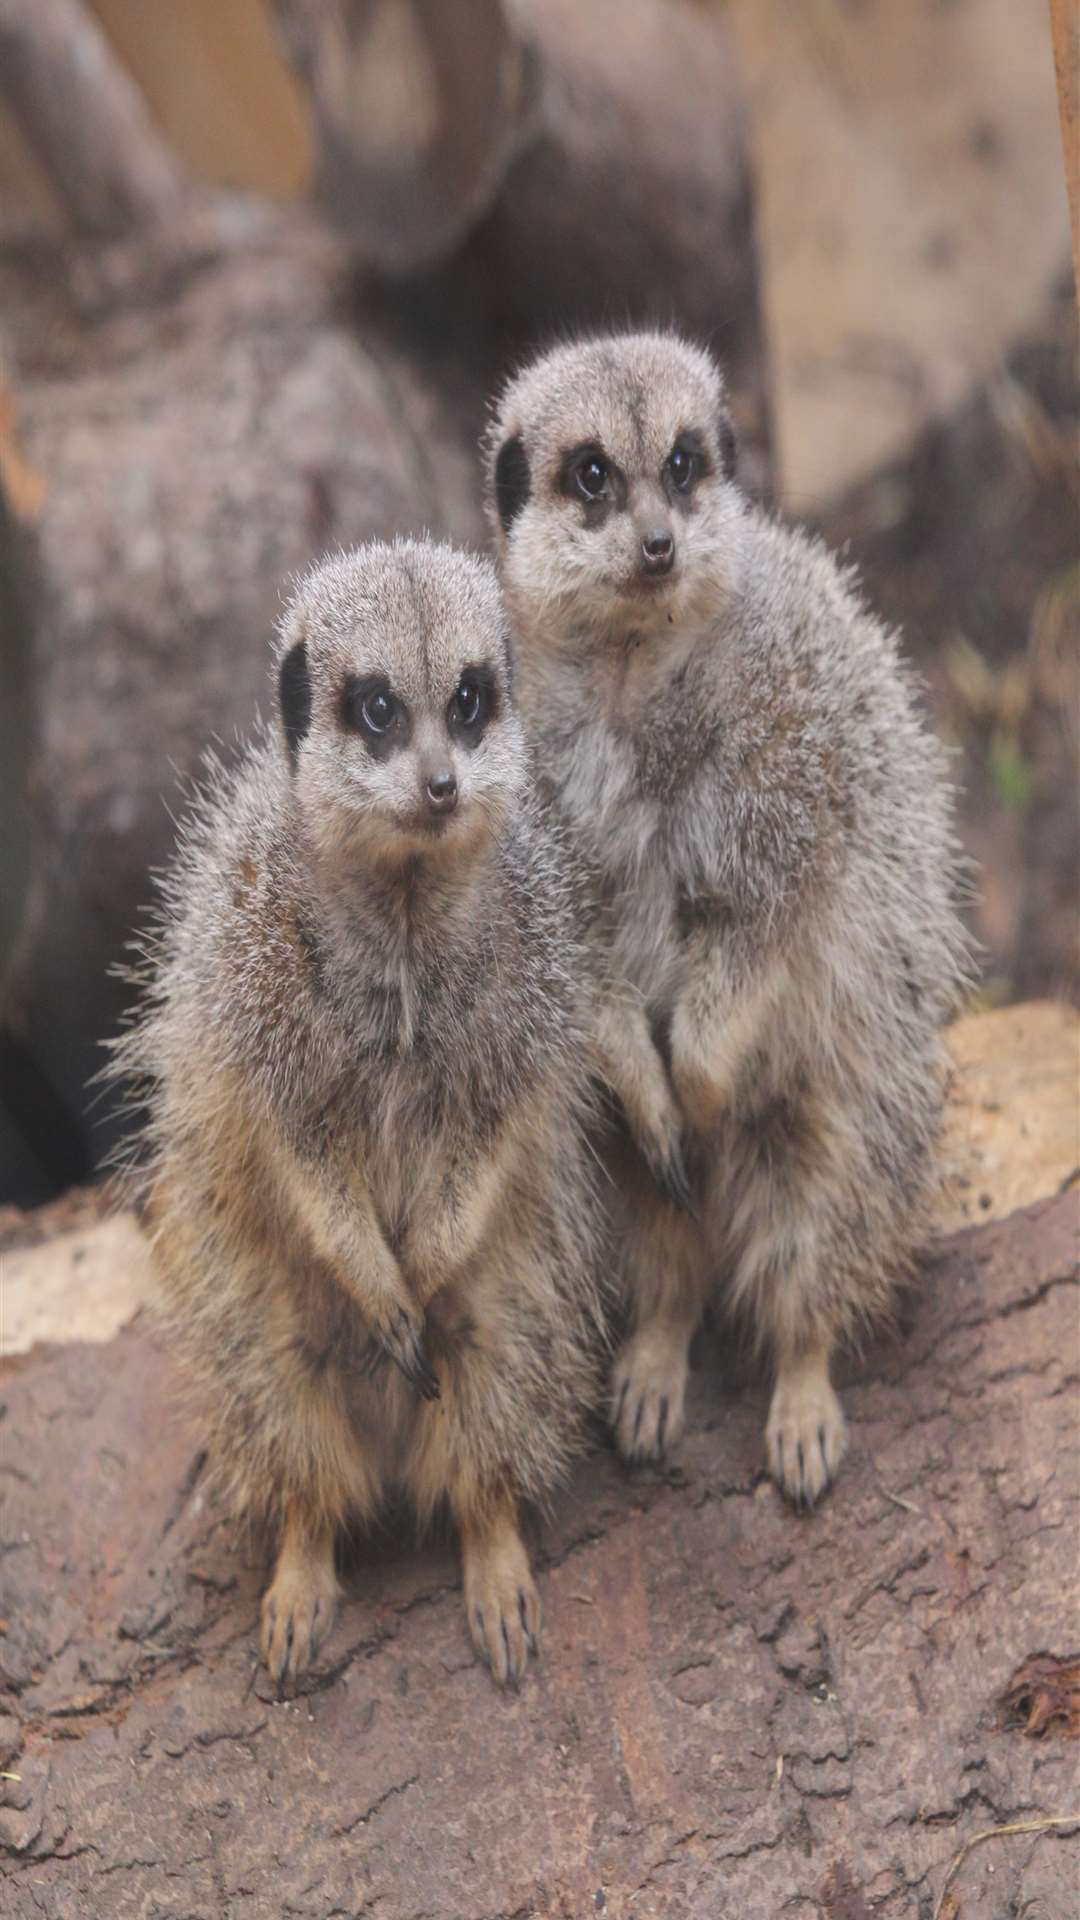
top-left (717, 413), bottom-right (737, 482)
top-left (494, 433), bottom-right (530, 532)
top-left (278, 639), bottom-right (312, 766)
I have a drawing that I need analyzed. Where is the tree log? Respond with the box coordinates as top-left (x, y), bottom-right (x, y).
top-left (271, 0), bottom-right (530, 273)
top-left (0, 1190), bottom-right (1076, 1915)
top-left (1049, 0), bottom-right (1080, 303)
top-left (0, 211), bottom-right (483, 1188)
top-left (0, 0), bottom-right (184, 238)
top-left (278, 0), bottom-right (771, 493)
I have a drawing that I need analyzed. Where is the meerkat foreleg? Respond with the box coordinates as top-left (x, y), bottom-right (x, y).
top-left (668, 936), bottom-right (784, 1137)
top-left (764, 1337), bottom-right (846, 1509)
top-left (610, 1182), bottom-right (707, 1461)
top-left (272, 1135), bottom-right (439, 1398)
top-left (593, 988), bottom-right (695, 1213)
top-left (261, 1505), bottom-right (341, 1695)
top-left (723, 1105), bottom-right (850, 1506)
top-left (459, 1496), bottom-right (540, 1689)
top-left (397, 1140), bottom-right (509, 1299)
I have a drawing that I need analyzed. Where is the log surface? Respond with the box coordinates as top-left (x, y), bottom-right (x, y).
top-left (1, 1193), bottom-right (1078, 1917)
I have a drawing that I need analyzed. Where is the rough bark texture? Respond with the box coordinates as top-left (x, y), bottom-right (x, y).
top-left (279, 0), bottom-right (772, 494)
top-left (1, 1192), bottom-right (1077, 1917)
top-left (0, 0), bottom-right (184, 237)
top-left (1050, 0), bottom-right (1080, 300)
top-left (485, 0), bottom-right (770, 496)
top-left (271, 0), bottom-right (530, 274)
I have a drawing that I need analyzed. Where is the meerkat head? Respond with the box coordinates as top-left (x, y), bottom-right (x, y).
top-left (485, 331), bottom-right (746, 647)
top-left (275, 540), bottom-right (524, 874)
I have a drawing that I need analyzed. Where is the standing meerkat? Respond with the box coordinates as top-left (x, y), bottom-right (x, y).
top-left (111, 538), bottom-right (607, 1688)
top-left (485, 331), bottom-right (969, 1506)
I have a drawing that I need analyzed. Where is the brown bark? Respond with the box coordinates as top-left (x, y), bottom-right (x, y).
top-left (1049, 0), bottom-right (1080, 304)
top-left (0, 0), bottom-right (184, 238)
top-left (0, 1192), bottom-right (1077, 1916)
top-left (273, 0), bottom-right (771, 486)
top-left (0, 210), bottom-right (483, 1179)
top-left (271, 0), bottom-right (529, 273)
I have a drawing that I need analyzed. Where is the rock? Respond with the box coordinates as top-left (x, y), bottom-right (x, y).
top-left (0, 1214), bottom-right (150, 1357)
top-left (941, 1000), bottom-right (1079, 1231)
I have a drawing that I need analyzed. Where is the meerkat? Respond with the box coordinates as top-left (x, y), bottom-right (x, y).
top-left (484, 331), bottom-right (969, 1507)
top-left (110, 538), bottom-right (608, 1689)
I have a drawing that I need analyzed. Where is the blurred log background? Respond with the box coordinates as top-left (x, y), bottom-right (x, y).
top-left (0, 0), bottom-right (1076, 1203)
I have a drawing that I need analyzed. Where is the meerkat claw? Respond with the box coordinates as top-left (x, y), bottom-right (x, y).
top-left (652, 1140), bottom-right (699, 1219)
top-left (260, 1544), bottom-right (340, 1691)
top-left (463, 1523), bottom-right (541, 1688)
top-left (366, 1309), bottom-right (440, 1399)
top-left (610, 1325), bottom-right (690, 1462)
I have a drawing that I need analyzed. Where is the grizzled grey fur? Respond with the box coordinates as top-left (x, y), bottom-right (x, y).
top-left (485, 331), bottom-right (969, 1506)
top-left (110, 539), bottom-right (607, 1688)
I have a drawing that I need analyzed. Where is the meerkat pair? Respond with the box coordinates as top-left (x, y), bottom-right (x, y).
top-left (485, 330), bottom-right (969, 1507)
top-left (121, 329), bottom-right (965, 1693)
top-left (114, 540), bottom-right (608, 1690)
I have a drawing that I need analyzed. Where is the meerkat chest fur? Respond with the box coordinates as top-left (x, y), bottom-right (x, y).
top-left (524, 619), bottom-right (708, 1015)
top-left (305, 839), bottom-right (562, 1217)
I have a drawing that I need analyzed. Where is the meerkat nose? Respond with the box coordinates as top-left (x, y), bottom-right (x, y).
top-left (641, 527), bottom-right (675, 575)
top-left (426, 769), bottom-right (458, 814)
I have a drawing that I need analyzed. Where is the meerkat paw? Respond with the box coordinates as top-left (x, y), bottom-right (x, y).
top-left (359, 1302), bottom-right (440, 1400)
top-left (463, 1520), bottom-right (540, 1689)
top-left (260, 1542), bottom-right (340, 1694)
top-left (766, 1356), bottom-right (847, 1509)
top-left (611, 1324), bottom-right (690, 1463)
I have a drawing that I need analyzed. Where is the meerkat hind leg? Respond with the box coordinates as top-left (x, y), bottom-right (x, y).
top-left (611, 1195), bottom-right (705, 1463)
top-left (460, 1499), bottom-right (540, 1689)
top-left (765, 1339), bottom-right (847, 1509)
top-left (261, 1508), bottom-right (341, 1694)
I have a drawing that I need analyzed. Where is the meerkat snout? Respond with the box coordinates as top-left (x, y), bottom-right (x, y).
top-left (424, 767), bottom-right (458, 814)
top-left (640, 526), bottom-right (675, 576)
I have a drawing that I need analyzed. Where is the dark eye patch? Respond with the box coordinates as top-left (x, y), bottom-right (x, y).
top-left (339, 673), bottom-right (410, 757)
top-left (494, 434), bottom-right (531, 532)
top-left (447, 663), bottom-right (498, 746)
top-left (716, 415), bottom-right (737, 480)
top-left (663, 429), bottom-right (714, 507)
top-left (558, 442), bottom-right (624, 514)
top-left (279, 640), bottom-right (311, 766)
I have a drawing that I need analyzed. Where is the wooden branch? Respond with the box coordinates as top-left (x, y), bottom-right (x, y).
top-left (0, 0), bottom-right (184, 238)
top-left (271, 0), bottom-right (530, 274)
top-left (1049, 0), bottom-right (1080, 305)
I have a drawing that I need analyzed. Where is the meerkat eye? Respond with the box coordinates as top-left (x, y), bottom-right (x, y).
top-left (340, 676), bottom-right (401, 740)
top-left (452, 679), bottom-right (481, 727)
top-left (667, 446), bottom-right (698, 492)
top-left (448, 668), bottom-right (495, 738)
top-left (575, 454), bottom-right (609, 500)
top-left (361, 689), bottom-right (396, 733)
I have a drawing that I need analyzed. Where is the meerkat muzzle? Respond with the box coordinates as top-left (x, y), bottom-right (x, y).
top-left (640, 527), bottom-right (675, 577)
